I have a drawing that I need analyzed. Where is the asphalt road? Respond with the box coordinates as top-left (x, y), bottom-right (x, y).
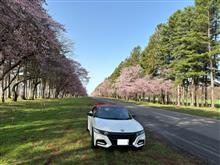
top-left (94, 97), bottom-right (220, 165)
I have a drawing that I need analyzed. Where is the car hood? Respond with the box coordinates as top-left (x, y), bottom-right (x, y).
top-left (94, 118), bottom-right (143, 133)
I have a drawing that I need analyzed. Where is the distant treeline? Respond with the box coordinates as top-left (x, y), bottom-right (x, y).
top-left (93, 0), bottom-right (220, 108)
top-left (0, 0), bottom-right (89, 103)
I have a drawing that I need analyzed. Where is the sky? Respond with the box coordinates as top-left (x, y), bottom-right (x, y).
top-left (46, 0), bottom-right (194, 95)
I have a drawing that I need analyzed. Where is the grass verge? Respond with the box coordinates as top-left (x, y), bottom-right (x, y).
top-left (106, 97), bottom-right (220, 120)
top-left (0, 97), bottom-right (202, 165)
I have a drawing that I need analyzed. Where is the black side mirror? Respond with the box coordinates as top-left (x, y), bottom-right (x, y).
top-left (131, 114), bottom-right (136, 118)
top-left (87, 112), bottom-right (93, 116)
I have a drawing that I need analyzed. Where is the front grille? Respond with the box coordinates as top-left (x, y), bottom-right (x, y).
top-left (107, 132), bottom-right (137, 146)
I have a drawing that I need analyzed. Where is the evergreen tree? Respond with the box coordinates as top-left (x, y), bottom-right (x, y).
top-left (166, 7), bottom-right (209, 106)
top-left (108, 46), bottom-right (141, 82)
top-left (140, 24), bottom-right (167, 76)
top-left (195, 0), bottom-right (220, 108)
top-left (94, 0), bottom-right (220, 109)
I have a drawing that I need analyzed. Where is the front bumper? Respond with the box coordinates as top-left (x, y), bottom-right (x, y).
top-left (94, 131), bottom-right (145, 148)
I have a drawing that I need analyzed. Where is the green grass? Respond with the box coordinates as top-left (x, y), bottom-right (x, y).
top-left (106, 97), bottom-right (220, 120)
top-left (138, 102), bottom-right (220, 120)
top-left (0, 97), bottom-right (202, 165)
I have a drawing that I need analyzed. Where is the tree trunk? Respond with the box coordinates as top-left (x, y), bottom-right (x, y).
top-left (191, 79), bottom-right (195, 106)
top-left (182, 86), bottom-right (185, 106)
top-left (166, 92), bottom-right (170, 104)
top-left (201, 83), bottom-right (204, 107)
top-left (195, 84), bottom-right (198, 107)
top-left (204, 75), bottom-right (208, 107)
top-left (210, 59), bottom-right (215, 108)
top-left (48, 87), bottom-right (51, 99)
top-left (42, 80), bottom-right (46, 99)
top-left (12, 83), bottom-right (19, 102)
top-left (1, 90), bottom-right (5, 103)
top-left (22, 63), bottom-right (27, 100)
top-left (153, 96), bottom-right (156, 103)
top-left (7, 73), bottom-right (11, 99)
top-left (29, 81), bottom-right (34, 100)
top-left (31, 88), bottom-right (35, 100)
top-left (1, 77), bottom-right (5, 103)
top-left (142, 92), bottom-right (145, 102)
top-left (31, 81), bottom-right (40, 100)
top-left (208, 11), bottom-right (215, 108)
top-left (55, 90), bottom-right (59, 98)
top-left (61, 92), bottom-right (64, 98)
top-left (148, 96), bottom-right (150, 102)
top-left (161, 90), bottom-right (165, 104)
top-left (177, 85), bottom-right (181, 106)
top-left (22, 82), bottom-right (26, 100)
top-left (184, 86), bottom-right (188, 106)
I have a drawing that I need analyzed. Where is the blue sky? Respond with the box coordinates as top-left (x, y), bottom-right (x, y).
top-left (46, 0), bottom-right (193, 94)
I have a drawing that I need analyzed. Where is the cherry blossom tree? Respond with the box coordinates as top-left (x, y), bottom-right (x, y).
top-left (93, 65), bottom-right (173, 104)
top-left (115, 65), bottom-right (142, 99)
top-left (0, 0), bottom-right (88, 102)
top-left (92, 79), bottom-right (113, 97)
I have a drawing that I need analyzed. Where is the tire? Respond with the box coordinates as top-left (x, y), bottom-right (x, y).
top-left (91, 128), bottom-right (97, 148)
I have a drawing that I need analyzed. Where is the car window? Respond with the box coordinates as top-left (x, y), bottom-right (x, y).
top-left (95, 106), bottom-right (132, 120)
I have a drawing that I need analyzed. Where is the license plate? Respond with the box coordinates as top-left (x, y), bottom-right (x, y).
top-left (117, 139), bottom-right (129, 145)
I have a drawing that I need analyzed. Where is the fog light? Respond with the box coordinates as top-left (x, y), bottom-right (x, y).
top-left (137, 140), bottom-right (144, 145)
top-left (96, 139), bottom-right (107, 145)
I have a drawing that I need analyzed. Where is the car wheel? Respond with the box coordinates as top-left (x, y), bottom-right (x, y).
top-left (91, 128), bottom-right (97, 148)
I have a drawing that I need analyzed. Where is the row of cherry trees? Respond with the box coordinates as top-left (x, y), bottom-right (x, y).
top-left (93, 0), bottom-right (220, 107)
top-left (0, 0), bottom-right (88, 102)
top-left (93, 64), bottom-right (220, 106)
top-left (92, 66), bottom-right (173, 104)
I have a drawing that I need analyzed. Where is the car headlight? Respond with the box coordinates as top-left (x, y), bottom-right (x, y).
top-left (94, 128), bottom-right (109, 135)
top-left (136, 130), bottom-right (145, 136)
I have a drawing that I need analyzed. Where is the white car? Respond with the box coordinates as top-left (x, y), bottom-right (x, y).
top-left (87, 104), bottom-right (145, 148)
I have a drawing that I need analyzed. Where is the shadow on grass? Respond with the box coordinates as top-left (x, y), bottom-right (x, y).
top-left (0, 97), bottom-right (97, 164)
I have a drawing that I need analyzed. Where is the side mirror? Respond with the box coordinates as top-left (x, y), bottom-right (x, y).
top-left (131, 114), bottom-right (136, 118)
top-left (87, 112), bottom-right (93, 116)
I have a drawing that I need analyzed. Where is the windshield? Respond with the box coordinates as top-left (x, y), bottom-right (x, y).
top-left (95, 106), bottom-right (132, 120)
